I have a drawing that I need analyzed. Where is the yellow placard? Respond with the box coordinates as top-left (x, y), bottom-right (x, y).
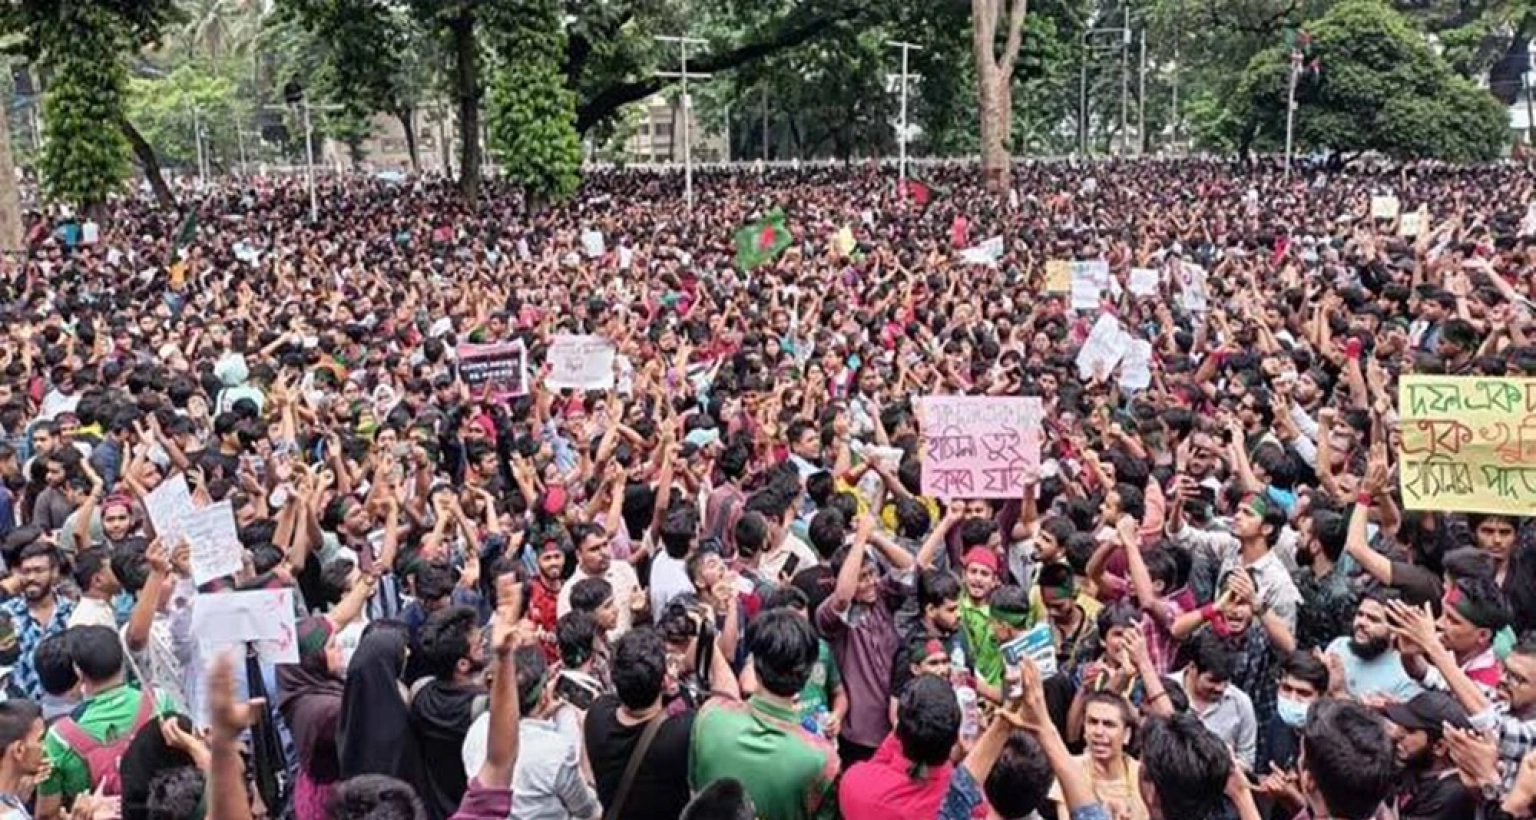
top-left (169, 261), bottom-right (187, 290)
top-left (1398, 375), bottom-right (1536, 515)
top-left (1045, 260), bottom-right (1069, 292)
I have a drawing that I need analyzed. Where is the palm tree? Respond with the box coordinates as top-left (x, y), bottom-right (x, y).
top-left (180, 0), bottom-right (267, 63)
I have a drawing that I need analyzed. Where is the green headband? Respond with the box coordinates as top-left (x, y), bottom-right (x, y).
top-left (993, 608), bottom-right (1032, 629)
top-left (1242, 493), bottom-right (1271, 519)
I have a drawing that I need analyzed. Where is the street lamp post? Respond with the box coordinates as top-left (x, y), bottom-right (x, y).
top-left (656, 35), bottom-right (711, 211)
top-left (885, 40), bottom-right (923, 191)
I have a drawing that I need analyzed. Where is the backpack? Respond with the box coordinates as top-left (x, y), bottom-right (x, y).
top-left (52, 687), bottom-right (157, 796)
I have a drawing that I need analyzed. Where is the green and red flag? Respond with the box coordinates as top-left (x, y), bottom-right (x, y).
top-left (735, 210), bottom-right (793, 271)
top-left (900, 178), bottom-right (933, 206)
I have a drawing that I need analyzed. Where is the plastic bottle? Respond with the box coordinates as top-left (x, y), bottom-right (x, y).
top-left (952, 645), bottom-right (979, 742)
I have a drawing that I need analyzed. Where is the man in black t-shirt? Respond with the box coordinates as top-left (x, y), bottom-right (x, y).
top-left (584, 628), bottom-right (695, 820)
top-left (1384, 692), bottom-right (1478, 820)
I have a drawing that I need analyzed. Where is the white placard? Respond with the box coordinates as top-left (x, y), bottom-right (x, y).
top-left (192, 588), bottom-right (298, 664)
top-left (184, 501), bottom-right (243, 586)
top-left (1399, 211), bottom-right (1425, 237)
top-left (545, 335), bottom-right (617, 391)
top-left (959, 236), bottom-right (1005, 266)
top-left (1069, 261), bottom-right (1112, 311)
top-left (1119, 339), bottom-right (1154, 392)
top-left (581, 229), bottom-right (605, 259)
top-left (1076, 313), bottom-right (1131, 381)
top-left (1371, 195), bottom-right (1400, 220)
top-left (145, 474), bottom-right (194, 547)
top-left (1178, 263), bottom-right (1209, 314)
top-left (1128, 268), bottom-right (1161, 297)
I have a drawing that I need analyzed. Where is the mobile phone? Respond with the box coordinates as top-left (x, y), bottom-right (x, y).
top-left (781, 554), bottom-right (801, 579)
top-left (1197, 485), bottom-right (1217, 506)
top-left (555, 672), bottom-right (600, 711)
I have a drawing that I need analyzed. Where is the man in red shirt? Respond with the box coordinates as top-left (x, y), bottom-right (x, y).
top-left (839, 674), bottom-right (960, 820)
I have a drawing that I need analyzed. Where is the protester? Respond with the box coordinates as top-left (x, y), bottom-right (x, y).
top-left (0, 157), bottom-right (1534, 820)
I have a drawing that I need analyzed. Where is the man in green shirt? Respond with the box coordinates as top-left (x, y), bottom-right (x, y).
top-left (37, 626), bottom-right (176, 818)
top-left (691, 609), bottom-right (840, 820)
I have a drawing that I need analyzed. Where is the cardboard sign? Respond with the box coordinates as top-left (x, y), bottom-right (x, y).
top-left (1398, 375), bottom-right (1536, 515)
top-left (918, 396), bottom-right (1043, 499)
top-left (546, 335), bottom-right (617, 391)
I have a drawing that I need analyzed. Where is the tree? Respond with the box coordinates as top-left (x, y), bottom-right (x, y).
top-left (486, 0), bottom-right (582, 206)
top-left (39, 9), bottom-right (134, 210)
top-left (1, 0), bottom-right (185, 211)
top-left (1237, 0), bottom-right (1508, 161)
top-left (127, 63), bottom-right (251, 173)
top-left (972, 0), bottom-right (1029, 191)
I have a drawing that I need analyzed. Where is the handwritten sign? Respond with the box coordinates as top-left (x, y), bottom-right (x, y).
top-left (1119, 339), bottom-right (1154, 392)
top-left (1044, 260), bottom-right (1070, 293)
top-left (1399, 210), bottom-right (1426, 238)
top-left (1077, 313), bottom-right (1132, 381)
top-left (960, 236), bottom-right (1004, 266)
top-left (1128, 268), bottom-right (1161, 297)
top-left (581, 229), bottom-right (605, 259)
top-left (1398, 375), bottom-right (1536, 515)
top-left (184, 501), bottom-right (243, 586)
top-left (192, 588), bottom-right (298, 664)
top-left (144, 474), bottom-right (194, 546)
top-left (457, 341), bottom-right (528, 400)
top-left (1069, 261), bottom-right (1111, 311)
top-left (1178, 262), bottom-right (1209, 314)
top-left (546, 335), bottom-right (617, 391)
top-left (918, 396), bottom-right (1043, 499)
top-left (1371, 195), bottom-right (1400, 220)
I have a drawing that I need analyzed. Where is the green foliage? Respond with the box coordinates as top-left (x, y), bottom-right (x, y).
top-left (126, 63), bottom-right (248, 171)
top-left (1237, 0), bottom-right (1507, 160)
top-left (487, 0), bottom-right (581, 201)
top-left (38, 9), bottom-right (133, 207)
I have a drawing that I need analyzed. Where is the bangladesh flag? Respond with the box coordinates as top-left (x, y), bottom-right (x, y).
top-left (172, 209), bottom-right (198, 249)
top-left (735, 210), bottom-right (793, 271)
top-left (900, 178), bottom-right (933, 207)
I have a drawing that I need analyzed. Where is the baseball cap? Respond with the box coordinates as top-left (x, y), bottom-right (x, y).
top-left (1383, 691), bottom-right (1472, 736)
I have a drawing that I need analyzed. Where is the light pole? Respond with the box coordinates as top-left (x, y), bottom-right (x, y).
top-left (886, 40), bottom-right (923, 190)
top-left (1121, 9), bottom-right (1130, 156)
top-left (1080, 22), bottom-right (1133, 156)
top-left (655, 35), bottom-right (711, 211)
top-left (1284, 48), bottom-right (1301, 180)
top-left (302, 99), bottom-right (318, 221)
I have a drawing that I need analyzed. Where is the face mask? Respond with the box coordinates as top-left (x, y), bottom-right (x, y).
top-left (1277, 695), bottom-right (1309, 729)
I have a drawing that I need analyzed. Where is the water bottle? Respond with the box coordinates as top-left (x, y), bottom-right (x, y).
top-left (956, 685), bottom-right (979, 743)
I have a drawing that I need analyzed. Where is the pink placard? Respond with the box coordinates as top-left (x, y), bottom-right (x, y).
top-left (919, 396), bottom-right (1043, 499)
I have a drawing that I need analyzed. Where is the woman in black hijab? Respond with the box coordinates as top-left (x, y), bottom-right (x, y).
top-left (337, 619), bottom-right (423, 782)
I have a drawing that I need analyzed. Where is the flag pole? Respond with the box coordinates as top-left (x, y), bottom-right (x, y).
top-left (1284, 48), bottom-right (1301, 181)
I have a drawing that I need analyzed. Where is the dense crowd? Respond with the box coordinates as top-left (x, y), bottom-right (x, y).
top-left (0, 156), bottom-right (1533, 820)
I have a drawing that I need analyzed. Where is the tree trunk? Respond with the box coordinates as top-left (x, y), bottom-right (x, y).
top-left (978, 71), bottom-right (1012, 191)
top-left (397, 107), bottom-right (420, 172)
top-left (449, 13), bottom-right (482, 204)
top-left (0, 101), bottom-right (23, 252)
top-left (118, 116), bottom-right (178, 211)
top-left (972, 0), bottom-right (1028, 195)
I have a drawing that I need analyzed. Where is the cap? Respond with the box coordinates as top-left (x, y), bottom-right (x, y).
top-left (1384, 691), bottom-right (1471, 736)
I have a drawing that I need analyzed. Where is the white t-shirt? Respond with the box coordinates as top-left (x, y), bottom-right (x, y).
top-left (648, 552), bottom-right (693, 617)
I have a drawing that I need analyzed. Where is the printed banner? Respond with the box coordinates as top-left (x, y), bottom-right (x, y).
top-left (457, 341), bottom-right (529, 400)
top-left (918, 396), bottom-right (1043, 499)
top-left (546, 335), bottom-right (617, 391)
top-left (1398, 375), bottom-right (1536, 515)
